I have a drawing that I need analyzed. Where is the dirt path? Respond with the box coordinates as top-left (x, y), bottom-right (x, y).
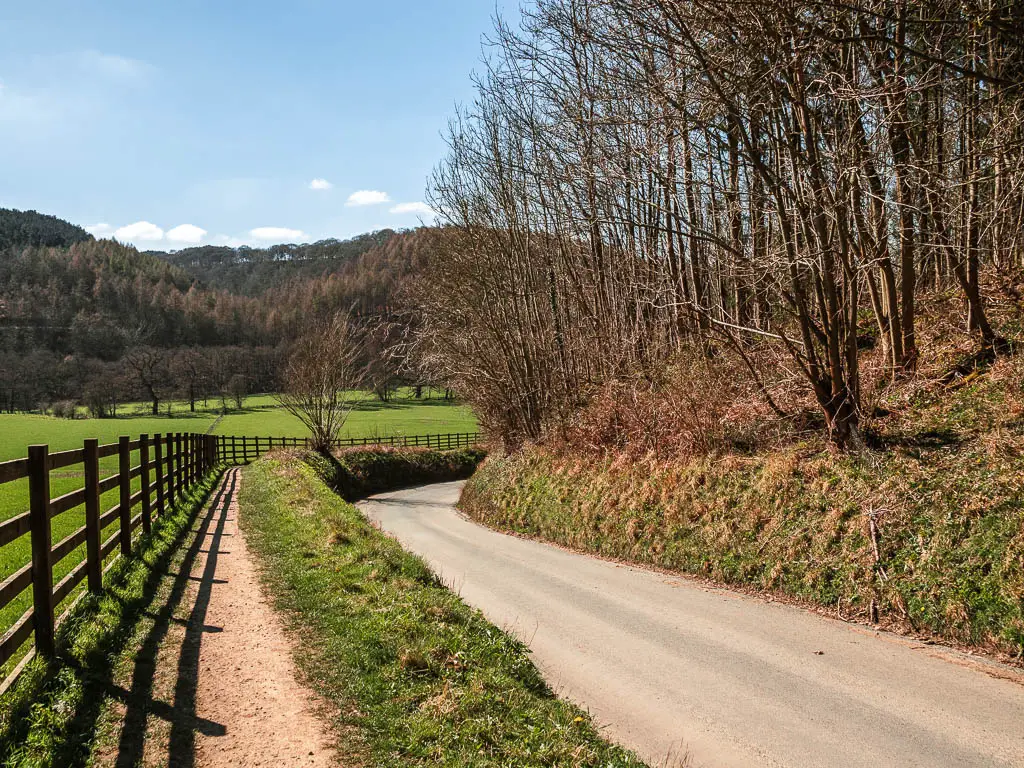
top-left (95, 468), bottom-right (336, 767)
top-left (361, 481), bottom-right (1024, 768)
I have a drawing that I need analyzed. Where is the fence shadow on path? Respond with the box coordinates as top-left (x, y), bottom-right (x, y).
top-left (111, 469), bottom-right (237, 768)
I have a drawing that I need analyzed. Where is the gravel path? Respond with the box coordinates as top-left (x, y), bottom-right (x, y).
top-left (360, 481), bottom-right (1024, 768)
top-left (96, 468), bottom-right (337, 767)
top-left (190, 468), bottom-right (335, 767)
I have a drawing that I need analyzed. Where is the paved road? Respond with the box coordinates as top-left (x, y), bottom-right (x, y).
top-left (360, 482), bottom-right (1024, 768)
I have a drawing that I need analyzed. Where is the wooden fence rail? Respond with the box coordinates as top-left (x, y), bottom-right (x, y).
top-left (0, 430), bottom-right (481, 688)
top-left (0, 432), bottom-right (220, 683)
top-left (215, 431), bottom-right (483, 464)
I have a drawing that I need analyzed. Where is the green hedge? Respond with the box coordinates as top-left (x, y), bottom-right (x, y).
top-left (307, 447), bottom-right (486, 501)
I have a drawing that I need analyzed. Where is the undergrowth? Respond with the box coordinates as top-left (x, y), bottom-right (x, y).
top-left (239, 454), bottom-right (644, 767)
top-left (463, 353), bottom-right (1024, 661)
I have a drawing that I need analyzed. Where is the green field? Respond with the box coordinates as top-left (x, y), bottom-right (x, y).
top-left (0, 392), bottom-right (476, 667)
top-left (212, 395), bottom-right (478, 440)
top-left (1, 393), bottom-right (476, 463)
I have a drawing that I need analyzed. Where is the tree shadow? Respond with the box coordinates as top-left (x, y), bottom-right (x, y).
top-left (110, 469), bottom-right (236, 768)
top-left (868, 428), bottom-right (966, 450)
top-left (27, 477), bottom-right (224, 767)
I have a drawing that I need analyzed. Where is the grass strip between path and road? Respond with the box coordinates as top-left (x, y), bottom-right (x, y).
top-left (240, 453), bottom-right (646, 767)
top-left (0, 472), bottom-right (220, 767)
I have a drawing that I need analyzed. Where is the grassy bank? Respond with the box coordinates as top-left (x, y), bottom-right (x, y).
top-left (462, 441), bottom-right (1024, 660)
top-left (462, 347), bottom-right (1024, 663)
top-left (308, 446), bottom-right (485, 501)
top-left (0, 473), bottom-right (219, 767)
top-left (239, 454), bottom-right (644, 766)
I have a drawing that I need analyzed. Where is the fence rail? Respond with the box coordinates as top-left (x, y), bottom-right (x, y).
top-left (217, 431), bottom-right (483, 464)
top-left (0, 432), bottom-right (218, 685)
top-left (0, 430), bottom-right (481, 689)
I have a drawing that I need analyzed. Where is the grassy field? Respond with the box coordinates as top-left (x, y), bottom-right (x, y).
top-left (1, 393), bottom-right (476, 462)
top-left (212, 394), bottom-right (478, 440)
top-left (240, 454), bottom-right (644, 766)
top-left (0, 393), bottom-right (476, 664)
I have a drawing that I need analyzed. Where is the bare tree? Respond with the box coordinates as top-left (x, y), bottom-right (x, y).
top-left (418, 0), bottom-right (1023, 451)
top-left (123, 347), bottom-right (169, 416)
top-left (275, 314), bottom-right (364, 452)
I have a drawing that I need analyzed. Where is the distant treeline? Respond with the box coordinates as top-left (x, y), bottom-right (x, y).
top-left (0, 209), bottom-right (436, 414)
top-left (144, 229), bottom-right (397, 296)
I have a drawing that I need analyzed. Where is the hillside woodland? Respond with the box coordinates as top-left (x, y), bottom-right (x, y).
top-left (0, 211), bottom-right (435, 414)
top-left (415, 0), bottom-right (1024, 658)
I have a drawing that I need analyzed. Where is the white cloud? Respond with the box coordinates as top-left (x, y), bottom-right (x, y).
top-left (115, 221), bottom-right (164, 243)
top-left (85, 222), bottom-right (115, 238)
top-left (309, 178), bottom-right (333, 191)
top-left (77, 50), bottom-right (150, 81)
top-left (345, 189), bottom-right (391, 207)
top-left (249, 226), bottom-right (309, 242)
top-left (213, 235), bottom-right (251, 248)
top-left (166, 224), bottom-right (207, 244)
top-left (389, 202), bottom-right (437, 218)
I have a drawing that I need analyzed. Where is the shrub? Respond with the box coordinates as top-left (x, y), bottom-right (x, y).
top-left (306, 447), bottom-right (486, 501)
top-left (48, 400), bottom-right (78, 419)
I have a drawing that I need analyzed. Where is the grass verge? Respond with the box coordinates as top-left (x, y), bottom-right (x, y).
top-left (0, 472), bottom-right (220, 767)
top-left (461, 442), bottom-right (1024, 662)
top-left (240, 454), bottom-right (645, 767)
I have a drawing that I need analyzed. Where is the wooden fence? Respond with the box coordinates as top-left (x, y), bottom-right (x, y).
top-left (0, 430), bottom-right (481, 687)
top-left (219, 431), bottom-right (483, 464)
top-left (0, 433), bottom-right (219, 682)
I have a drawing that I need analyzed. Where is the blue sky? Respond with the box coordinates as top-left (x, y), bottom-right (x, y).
top-left (0, 1), bottom-right (520, 247)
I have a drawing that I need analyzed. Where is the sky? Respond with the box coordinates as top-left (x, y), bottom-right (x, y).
top-left (0, 1), bottom-right (521, 248)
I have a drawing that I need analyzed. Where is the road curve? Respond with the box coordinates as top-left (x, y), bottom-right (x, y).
top-left (359, 482), bottom-right (1024, 768)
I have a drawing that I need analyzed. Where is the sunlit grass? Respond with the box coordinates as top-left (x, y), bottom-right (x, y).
top-left (0, 474), bottom-right (217, 766)
top-left (240, 454), bottom-right (644, 767)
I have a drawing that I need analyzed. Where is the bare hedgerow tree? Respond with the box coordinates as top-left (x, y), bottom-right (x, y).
top-left (276, 314), bottom-right (364, 452)
top-left (418, 0), bottom-right (1024, 451)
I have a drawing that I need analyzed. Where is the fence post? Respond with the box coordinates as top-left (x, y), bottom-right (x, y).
top-left (28, 444), bottom-right (55, 656)
top-left (165, 433), bottom-right (174, 505)
top-left (175, 433), bottom-right (184, 499)
top-left (183, 434), bottom-right (191, 487)
top-left (154, 433), bottom-right (166, 517)
top-left (140, 434), bottom-right (152, 535)
top-left (83, 438), bottom-right (102, 593)
top-left (118, 436), bottom-right (132, 556)
top-left (167, 433), bottom-right (175, 503)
